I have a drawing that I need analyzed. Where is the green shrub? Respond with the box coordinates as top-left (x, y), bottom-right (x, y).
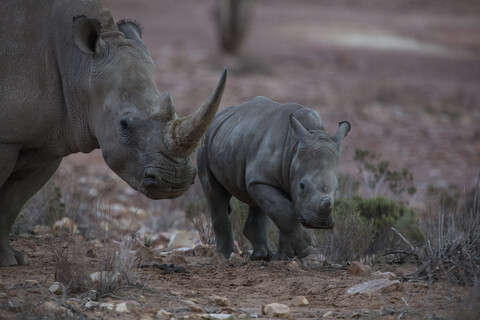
top-left (336, 196), bottom-right (423, 253)
top-left (314, 198), bottom-right (375, 264)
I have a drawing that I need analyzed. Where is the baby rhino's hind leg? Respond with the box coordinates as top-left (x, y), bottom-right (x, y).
top-left (243, 206), bottom-right (273, 260)
top-left (197, 157), bottom-right (234, 258)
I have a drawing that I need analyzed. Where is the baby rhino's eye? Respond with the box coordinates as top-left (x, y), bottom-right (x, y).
top-left (321, 186), bottom-right (329, 193)
top-left (300, 182), bottom-right (305, 191)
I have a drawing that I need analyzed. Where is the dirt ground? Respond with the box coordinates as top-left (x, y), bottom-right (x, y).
top-left (1, 0), bottom-right (480, 319)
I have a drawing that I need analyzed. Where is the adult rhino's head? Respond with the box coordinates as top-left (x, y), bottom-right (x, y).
top-left (289, 115), bottom-right (350, 229)
top-left (72, 16), bottom-right (226, 199)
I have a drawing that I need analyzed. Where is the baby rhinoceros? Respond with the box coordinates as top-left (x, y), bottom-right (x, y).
top-left (197, 97), bottom-right (350, 260)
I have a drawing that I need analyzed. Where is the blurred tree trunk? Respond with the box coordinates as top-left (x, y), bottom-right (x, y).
top-left (214, 0), bottom-right (255, 54)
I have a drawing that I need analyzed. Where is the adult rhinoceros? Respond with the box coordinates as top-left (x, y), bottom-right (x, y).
top-left (0, 0), bottom-right (227, 266)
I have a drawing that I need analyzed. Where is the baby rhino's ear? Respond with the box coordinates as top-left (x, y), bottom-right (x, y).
top-left (331, 121), bottom-right (351, 148)
top-left (290, 114), bottom-right (313, 148)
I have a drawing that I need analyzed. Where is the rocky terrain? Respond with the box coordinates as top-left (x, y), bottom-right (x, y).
top-left (1, 0), bottom-right (480, 319)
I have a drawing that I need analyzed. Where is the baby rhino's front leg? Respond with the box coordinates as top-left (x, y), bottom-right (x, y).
top-left (248, 184), bottom-right (314, 260)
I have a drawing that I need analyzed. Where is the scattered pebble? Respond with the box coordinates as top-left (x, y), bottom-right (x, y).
top-left (24, 280), bottom-right (39, 286)
top-left (115, 302), bottom-right (129, 313)
top-left (291, 296), bottom-right (309, 306)
top-left (49, 282), bottom-right (64, 295)
top-left (229, 253), bottom-right (246, 267)
top-left (372, 271), bottom-right (397, 280)
top-left (156, 308), bottom-right (173, 319)
top-left (85, 301), bottom-right (100, 310)
top-left (166, 253), bottom-right (187, 265)
top-left (348, 261), bottom-right (372, 277)
top-left (99, 302), bottom-right (114, 310)
top-left (262, 303), bottom-right (291, 318)
top-left (209, 295), bottom-right (230, 307)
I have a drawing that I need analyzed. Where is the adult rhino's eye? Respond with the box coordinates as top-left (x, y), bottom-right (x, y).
top-left (119, 116), bottom-right (134, 137)
top-left (120, 118), bottom-right (129, 130)
top-left (322, 186), bottom-right (329, 193)
top-left (300, 182), bottom-right (305, 191)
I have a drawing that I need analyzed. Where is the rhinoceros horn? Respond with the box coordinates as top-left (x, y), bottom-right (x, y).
top-left (332, 121), bottom-right (351, 147)
top-left (165, 68), bottom-right (227, 157)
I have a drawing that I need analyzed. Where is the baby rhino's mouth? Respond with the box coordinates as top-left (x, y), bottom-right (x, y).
top-left (299, 211), bottom-right (334, 229)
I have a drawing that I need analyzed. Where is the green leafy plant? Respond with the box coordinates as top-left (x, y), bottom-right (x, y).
top-left (334, 196), bottom-right (423, 255)
top-left (354, 148), bottom-right (416, 200)
top-left (314, 198), bottom-right (375, 264)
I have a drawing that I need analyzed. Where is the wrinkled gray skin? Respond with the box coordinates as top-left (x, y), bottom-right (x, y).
top-left (0, 0), bottom-right (227, 267)
top-left (197, 97), bottom-right (350, 260)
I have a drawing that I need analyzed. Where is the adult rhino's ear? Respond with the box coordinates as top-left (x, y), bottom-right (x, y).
top-left (117, 19), bottom-right (142, 42)
top-left (290, 114), bottom-right (313, 148)
top-left (73, 15), bottom-right (105, 57)
top-left (332, 121), bottom-right (351, 148)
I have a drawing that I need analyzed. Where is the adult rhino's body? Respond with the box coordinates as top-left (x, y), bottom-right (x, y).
top-left (0, 0), bottom-right (226, 266)
top-left (197, 97), bottom-right (349, 260)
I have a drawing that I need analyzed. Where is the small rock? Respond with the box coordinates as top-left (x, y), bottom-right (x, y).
top-left (348, 261), bottom-right (371, 277)
top-left (0, 293), bottom-right (8, 299)
top-left (85, 301), bottom-right (100, 310)
top-left (136, 245), bottom-right (156, 261)
top-left (209, 252), bottom-right (227, 265)
top-left (346, 279), bottom-right (402, 295)
top-left (372, 271), bottom-right (397, 280)
top-left (66, 298), bottom-right (83, 311)
top-left (156, 308), bottom-right (173, 319)
top-left (24, 279), bottom-right (39, 286)
top-left (141, 316), bottom-right (154, 320)
top-left (262, 303), bottom-right (291, 318)
top-left (168, 230), bottom-right (199, 248)
top-left (115, 302), bottom-right (129, 313)
top-left (100, 302), bottom-right (114, 310)
top-left (229, 253), bottom-right (246, 267)
top-left (189, 304), bottom-right (204, 313)
top-left (33, 224), bottom-right (51, 235)
top-left (53, 217), bottom-right (78, 233)
top-left (291, 296), bottom-right (309, 306)
top-left (203, 314), bottom-right (237, 320)
top-left (209, 295), bottom-right (230, 307)
top-left (49, 282), bottom-right (64, 295)
top-left (173, 247), bottom-right (195, 256)
top-left (194, 244), bottom-right (215, 257)
top-left (166, 254), bottom-right (187, 265)
top-left (286, 261), bottom-right (300, 270)
top-left (35, 301), bottom-right (65, 316)
top-left (322, 311), bottom-right (333, 317)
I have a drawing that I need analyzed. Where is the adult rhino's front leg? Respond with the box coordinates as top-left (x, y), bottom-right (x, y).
top-left (248, 184), bottom-right (314, 260)
top-left (0, 159), bottom-right (61, 266)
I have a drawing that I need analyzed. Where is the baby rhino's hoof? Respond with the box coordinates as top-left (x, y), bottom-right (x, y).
top-left (250, 247), bottom-right (273, 261)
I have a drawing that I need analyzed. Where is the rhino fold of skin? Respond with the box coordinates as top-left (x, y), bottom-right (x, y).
top-left (197, 97), bottom-right (350, 260)
top-left (0, 0), bottom-right (227, 267)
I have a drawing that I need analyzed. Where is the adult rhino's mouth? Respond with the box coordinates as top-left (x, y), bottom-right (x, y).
top-left (299, 211), bottom-right (334, 229)
top-left (141, 167), bottom-right (196, 199)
